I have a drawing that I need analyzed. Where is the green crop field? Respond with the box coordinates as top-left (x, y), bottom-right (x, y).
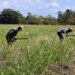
top-left (0, 25), bottom-right (75, 75)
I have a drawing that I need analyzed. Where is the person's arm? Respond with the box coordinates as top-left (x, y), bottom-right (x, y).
top-left (13, 37), bottom-right (17, 41)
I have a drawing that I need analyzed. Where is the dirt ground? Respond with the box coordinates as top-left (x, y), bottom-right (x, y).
top-left (41, 62), bottom-right (75, 75)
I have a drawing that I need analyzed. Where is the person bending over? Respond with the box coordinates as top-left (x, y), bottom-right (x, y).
top-left (57, 28), bottom-right (73, 40)
top-left (6, 26), bottom-right (22, 46)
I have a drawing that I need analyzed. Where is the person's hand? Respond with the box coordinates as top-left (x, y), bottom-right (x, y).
top-left (14, 38), bottom-right (17, 40)
top-left (12, 38), bottom-right (17, 42)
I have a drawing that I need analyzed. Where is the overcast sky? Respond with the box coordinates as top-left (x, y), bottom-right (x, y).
top-left (0, 0), bottom-right (75, 17)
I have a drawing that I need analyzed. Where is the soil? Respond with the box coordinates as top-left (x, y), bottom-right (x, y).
top-left (41, 63), bottom-right (75, 75)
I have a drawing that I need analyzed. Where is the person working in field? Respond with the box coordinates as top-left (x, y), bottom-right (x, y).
top-left (57, 28), bottom-right (73, 41)
top-left (6, 26), bottom-right (22, 46)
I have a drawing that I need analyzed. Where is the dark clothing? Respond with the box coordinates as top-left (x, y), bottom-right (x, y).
top-left (57, 32), bottom-right (64, 40)
top-left (57, 28), bottom-right (69, 40)
top-left (58, 28), bottom-right (69, 34)
top-left (6, 29), bottom-right (18, 45)
top-left (57, 28), bottom-right (72, 40)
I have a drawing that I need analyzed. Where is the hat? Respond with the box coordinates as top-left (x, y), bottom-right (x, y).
top-left (16, 26), bottom-right (23, 31)
top-left (68, 28), bottom-right (73, 32)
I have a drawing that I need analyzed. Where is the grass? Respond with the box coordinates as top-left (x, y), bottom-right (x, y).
top-left (0, 25), bottom-right (75, 75)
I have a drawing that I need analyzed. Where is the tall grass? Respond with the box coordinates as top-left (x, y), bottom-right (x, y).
top-left (0, 25), bottom-right (74, 75)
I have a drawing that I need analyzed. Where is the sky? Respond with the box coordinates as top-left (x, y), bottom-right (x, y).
top-left (0, 0), bottom-right (75, 17)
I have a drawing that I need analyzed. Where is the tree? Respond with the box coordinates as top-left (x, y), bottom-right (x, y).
top-left (68, 12), bottom-right (75, 25)
top-left (1, 9), bottom-right (23, 24)
top-left (26, 12), bottom-right (40, 25)
top-left (58, 9), bottom-right (74, 25)
top-left (63, 9), bottom-right (72, 24)
top-left (58, 11), bottom-right (64, 24)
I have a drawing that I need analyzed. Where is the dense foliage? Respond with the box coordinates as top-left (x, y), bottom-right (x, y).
top-left (0, 9), bottom-right (75, 25)
top-left (58, 9), bottom-right (75, 25)
top-left (0, 9), bottom-right (22, 24)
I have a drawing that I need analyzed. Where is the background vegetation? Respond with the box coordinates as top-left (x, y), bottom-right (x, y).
top-left (0, 9), bottom-right (75, 25)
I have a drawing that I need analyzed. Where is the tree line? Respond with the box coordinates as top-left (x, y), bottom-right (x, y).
top-left (0, 9), bottom-right (75, 25)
